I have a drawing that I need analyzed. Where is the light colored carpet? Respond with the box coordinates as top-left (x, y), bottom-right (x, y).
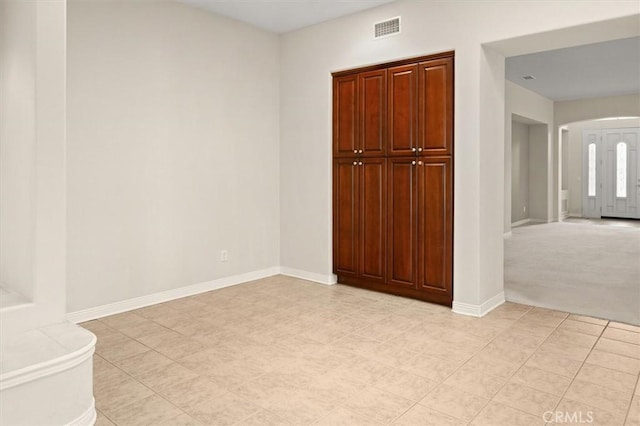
top-left (504, 221), bottom-right (640, 325)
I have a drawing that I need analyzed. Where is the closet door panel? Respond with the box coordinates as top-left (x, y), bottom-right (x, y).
top-left (418, 58), bottom-right (453, 156)
top-left (387, 158), bottom-right (417, 288)
top-left (388, 64), bottom-right (418, 156)
top-left (333, 159), bottom-right (359, 277)
top-left (360, 158), bottom-right (386, 283)
top-left (359, 70), bottom-right (387, 156)
top-left (417, 157), bottom-right (452, 301)
top-left (333, 75), bottom-right (359, 157)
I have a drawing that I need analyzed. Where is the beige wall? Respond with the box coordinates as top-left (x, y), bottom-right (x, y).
top-left (504, 81), bottom-right (554, 232)
top-left (67, 1), bottom-right (280, 312)
top-left (511, 122), bottom-right (529, 223)
top-left (0, 0), bottom-right (36, 300)
top-left (1, 0), bottom-right (67, 336)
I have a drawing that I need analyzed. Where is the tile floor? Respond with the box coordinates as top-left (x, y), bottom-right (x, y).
top-left (83, 275), bottom-right (640, 426)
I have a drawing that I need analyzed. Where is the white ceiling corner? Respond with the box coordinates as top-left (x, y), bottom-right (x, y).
top-left (178, 0), bottom-right (396, 34)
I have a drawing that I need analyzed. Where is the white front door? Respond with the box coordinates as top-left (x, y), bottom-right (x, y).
top-left (583, 127), bottom-right (640, 219)
top-left (602, 128), bottom-right (640, 219)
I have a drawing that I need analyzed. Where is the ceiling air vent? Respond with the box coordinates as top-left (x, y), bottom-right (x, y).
top-left (374, 17), bottom-right (400, 39)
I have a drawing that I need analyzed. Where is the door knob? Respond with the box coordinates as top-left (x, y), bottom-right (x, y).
top-left (418, 147), bottom-right (423, 152)
top-left (353, 161), bottom-right (357, 166)
top-left (418, 161), bottom-right (423, 165)
top-left (412, 161), bottom-right (416, 165)
top-left (358, 162), bottom-right (363, 166)
top-left (354, 150), bottom-right (358, 154)
top-left (411, 147), bottom-right (417, 152)
top-left (358, 149), bottom-right (363, 154)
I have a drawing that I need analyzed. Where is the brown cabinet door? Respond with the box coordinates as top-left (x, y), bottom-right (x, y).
top-left (418, 58), bottom-right (453, 156)
top-left (333, 158), bottom-right (359, 277)
top-left (333, 75), bottom-right (358, 157)
top-left (359, 158), bottom-right (386, 284)
top-left (387, 157), bottom-right (417, 288)
top-left (417, 157), bottom-right (452, 304)
top-left (388, 64), bottom-right (418, 156)
top-left (359, 70), bottom-right (386, 157)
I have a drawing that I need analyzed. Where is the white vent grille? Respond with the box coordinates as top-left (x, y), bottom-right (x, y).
top-left (374, 17), bottom-right (400, 39)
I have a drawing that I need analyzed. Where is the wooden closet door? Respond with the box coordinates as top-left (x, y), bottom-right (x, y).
top-left (418, 58), bottom-right (453, 156)
top-left (359, 70), bottom-right (387, 157)
top-left (417, 157), bottom-right (452, 304)
top-left (333, 158), bottom-right (359, 278)
top-left (388, 64), bottom-right (418, 156)
top-left (359, 158), bottom-right (386, 283)
top-left (387, 157), bottom-right (417, 288)
top-left (333, 75), bottom-right (358, 157)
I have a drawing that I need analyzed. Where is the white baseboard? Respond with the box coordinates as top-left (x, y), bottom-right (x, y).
top-left (510, 218), bottom-right (530, 228)
top-left (66, 267), bottom-right (280, 323)
top-left (280, 267), bottom-right (337, 285)
top-left (503, 231), bottom-right (512, 239)
top-left (66, 266), bottom-right (339, 323)
top-left (452, 291), bottom-right (505, 317)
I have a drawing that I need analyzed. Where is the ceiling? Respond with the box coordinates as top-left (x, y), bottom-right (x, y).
top-left (506, 36), bottom-right (640, 101)
top-left (179, 0), bottom-right (395, 34)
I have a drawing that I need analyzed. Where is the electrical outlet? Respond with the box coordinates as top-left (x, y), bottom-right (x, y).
top-left (220, 250), bottom-right (228, 262)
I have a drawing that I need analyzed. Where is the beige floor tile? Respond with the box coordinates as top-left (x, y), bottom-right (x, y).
top-left (96, 335), bottom-right (151, 364)
top-left (314, 407), bottom-right (384, 425)
top-left (399, 353), bottom-right (463, 383)
top-left (114, 350), bottom-right (173, 377)
top-left (332, 354), bottom-right (390, 385)
top-left (343, 386), bottom-right (413, 424)
top-left (609, 322), bottom-right (640, 333)
top-left (510, 365), bottom-right (572, 396)
top-left (94, 375), bottom-right (155, 412)
top-left (190, 392), bottom-right (261, 426)
top-left (237, 410), bottom-right (292, 426)
top-left (576, 364), bottom-right (638, 395)
top-left (101, 312), bottom-right (149, 330)
top-left (564, 379), bottom-right (633, 415)
top-left (555, 398), bottom-right (625, 426)
top-left (547, 328), bottom-right (599, 349)
top-left (374, 368), bottom-right (437, 402)
top-left (260, 389), bottom-right (336, 425)
top-left (393, 404), bottom-right (465, 426)
top-left (536, 340), bottom-right (592, 362)
top-left (419, 384), bottom-right (489, 421)
top-left (511, 317), bottom-right (557, 338)
top-left (137, 362), bottom-right (199, 392)
top-left (82, 320), bottom-right (117, 336)
top-left (159, 376), bottom-right (227, 412)
top-left (526, 351), bottom-right (583, 378)
top-left (603, 327), bottom-right (640, 345)
top-left (493, 382), bottom-right (560, 417)
top-left (471, 401), bottom-right (544, 426)
top-left (152, 334), bottom-right (208, 360)
top-left (462, 352), bottom-right (521, 379)
top-left (586, 350), bottom-right (640, 375)
top-left (595, 338), bottom-right (640, 360)
top-left (636, 381), bottom-right (640, 396)
top-left (568, 314), bottom-right (609, 326)
top-left (101, 394), bottom-right (182, 426)
top-left (558, 319), bottom-right (605, 336)
top-left (626, 396), bottom-right (640, 426)
top-left (300, 371), bottom-right (366, 405)
top-left (443, 364), bottom-right (507, 399)
top-left (520, 310), bottom-right (566, 328)
top-left (367, 342), bottom-right (419, 368)
top-left (157, 413), bottom-right (202, 426)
